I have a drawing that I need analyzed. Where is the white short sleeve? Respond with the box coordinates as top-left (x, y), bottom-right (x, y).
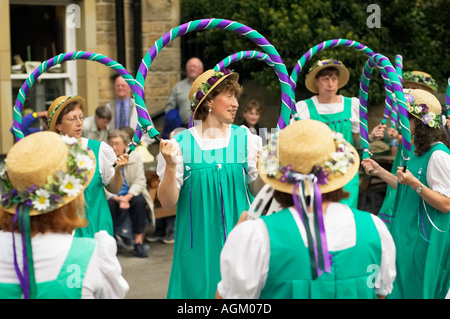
top-left (294, 100), bottom-right (311, 120)
top-left (370, 215), bottom-right (396, 296)
top-left (82, 231), bottom-right (129, 299)
top-left (350, 97), bottom-right (360, 133)
top-left (217, 219), bottom-right (270, 299)
top-left (427, 148), bottom-right (450, 197)
top-left (245, 128), bottom-right (262, 184)
top-left (81, 138), bottom-right (117, 186)
top-left (98, 142), bottom-right (117, 186)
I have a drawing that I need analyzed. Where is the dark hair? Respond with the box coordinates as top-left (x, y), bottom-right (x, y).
top-left (273, 188), bottom-right (349, 209)
top-left (243, 99), bottom-right (262, 114)
top-left (194, 77), bottom-right (242, 121)
top-left (95, 105), bottom-right (112, 120)
top-left (55, 102), bottom-right (82, 125)
top-left (316, 67), bottom-right (339, 79)
top-left (412, 117), bottom-right (450, 156)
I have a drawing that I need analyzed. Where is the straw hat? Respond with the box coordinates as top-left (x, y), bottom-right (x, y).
top-left (0, 131), bottom-right (95, 216)
top-left (305, 59), bottom-right (350, 94)
top-left (47, 95), bottom-right (86, 133)
top-left (188, 69), bottom-right (239, 118)
top-left (405, 89), bottom-right (445, 129)
top-left (403, 71), bottom-right (438, 94)
top-left (258, 119), bottom-right (359, 195)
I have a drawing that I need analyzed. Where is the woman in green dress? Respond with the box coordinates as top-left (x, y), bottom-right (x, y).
top-left (378, 71), bottom-right (439, 226)
top-left (47, 95), bottom-right (129, 238)
top-left (216, 120), bottom-right (396, 299)
top-left (295, 58), bottom-right (386, 208)
top-left (362, 89), bottom-right (450, 299)
top-left (157, 69), bottom-right (263, 298)
top-left (0, 131), bottom-right (129, 299)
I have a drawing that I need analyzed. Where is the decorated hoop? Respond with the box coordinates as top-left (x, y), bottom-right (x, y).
top-left (213, 50), bottom-right (285, 124)
top-left (213, 50), bottom-right (274, 70)
top-left (11, 51), bottom-right (156, 149)
top-left (358, 53), bottom-right (410, 164)
top-left (446, 77), bottom-right (450, 113)
top-left (360, 54), bottom-right (401, 131)
top-left (135, 18), bottom-right (295, 130)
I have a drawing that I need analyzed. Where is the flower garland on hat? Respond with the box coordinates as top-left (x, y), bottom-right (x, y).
top-left (403, 71), bottom-right (438, 93)
top-left (308, 58), bottom-right (345, 73)
top-left (0, 135), bottom-right (94, 214)
top-left (261, 131), bottom-right (355, 183)
top-left (189, 69), bottom-right (232, 112)
top-left (404, 93), bottom-right (446, 129)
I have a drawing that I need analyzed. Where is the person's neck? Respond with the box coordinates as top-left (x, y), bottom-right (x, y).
top-left (198, 116), bottom-right (229, 139)
top-left (316, 94), bottom-right (340, 104)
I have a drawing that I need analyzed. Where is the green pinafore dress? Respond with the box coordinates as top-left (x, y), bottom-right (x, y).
top-left (389, 143), bottom-right (450, 299)
top-left (167, 125), bottom-right (253, 299)
top-left (260, 208), bottom-right (381, 298)
top-left (0, 237), bottom-right (96, 299)
top-left (378, 143), bottom-right (404, 226)
top-left (305, 97), bottom-right (359, 207)
top-left (75, 139), bottom-right (113, 238)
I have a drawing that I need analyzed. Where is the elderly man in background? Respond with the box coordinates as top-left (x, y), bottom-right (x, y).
top-left (82, 105), bottom-right (112, 142)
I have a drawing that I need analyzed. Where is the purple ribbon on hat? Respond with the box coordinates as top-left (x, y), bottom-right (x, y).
top-left (12, 205), bottom-right (36, 299)
top-left (291, 175), bottom-right (332, 279)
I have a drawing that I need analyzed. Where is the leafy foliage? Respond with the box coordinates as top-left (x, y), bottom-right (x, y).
top-left (180, 0), bottom-right (449, 104)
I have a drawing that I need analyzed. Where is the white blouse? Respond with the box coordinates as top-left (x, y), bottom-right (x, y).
top-left (0, 230), bottom-right (129, 299)
top-left (156, 125), bottom-right (262, 189)
top-left (294, 95), bottom-right (360, 133)
top-left (217, 203), bottom-right (397, 299)
top-left (81, 137), bottom-right (116, 186)
top-left (425, 144), bottom-right (450, 198)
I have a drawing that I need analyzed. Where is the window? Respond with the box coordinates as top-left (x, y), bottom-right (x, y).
top-left (10, 2), bottom-right (77, 113)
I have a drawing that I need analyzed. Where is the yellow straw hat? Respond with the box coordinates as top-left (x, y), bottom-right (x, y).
top-left (305, 59), bottom-right (350, 94)
top-left (47, 95), bottom-right (86, 133)
top-left (258, 119), bottom-right (359, 196)
top-left (405, 89), bottom-right (445, 129)
top-left (0, 131), bottom-right (95, 216)
top-left (403, 71), bottom-right (438, 94)
top-left (188, 69), bottom-right (239, 119)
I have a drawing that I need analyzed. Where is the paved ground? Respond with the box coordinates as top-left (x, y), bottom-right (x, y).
top-left (118, 241), bottom-right (174, 299)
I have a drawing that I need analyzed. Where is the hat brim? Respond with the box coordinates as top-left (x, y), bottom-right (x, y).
top-left (2, 149), bottom-right (96, 216)
top-left (49, 96), bottom-right (86, 133)
top-left (305, 64), bottom-right (350, 94)
top-left (257, 143), bottom-right (360, 196)
top-left (403, 80), bottom-right (437, 94)
top-left (192, 72), bottom-right (239, 118)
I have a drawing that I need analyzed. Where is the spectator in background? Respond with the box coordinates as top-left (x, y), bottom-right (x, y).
top-left (106, 74), bottom-right (154, 145)
top-left (107, 74), bottom-right (136, 130)
top-left (119, 126), bottom-right (155, 164)
top-left (240, 99), bottom-right (267, 141)
top-left (162, 57), bottom-right (204, 138)
top-left (81, 105), bottom-right (112, 142)
top-left (10, 110), bottom-right (47, 139)
top-left (106, 129), bottom-right (153, 258)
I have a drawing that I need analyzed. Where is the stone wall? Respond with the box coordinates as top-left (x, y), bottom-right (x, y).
top-left (95, 0), bottom-right (181, 116)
